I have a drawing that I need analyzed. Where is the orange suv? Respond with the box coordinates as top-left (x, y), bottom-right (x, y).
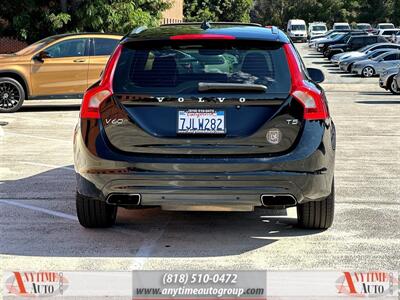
top-left (0, 33), bottom-right (122, 112)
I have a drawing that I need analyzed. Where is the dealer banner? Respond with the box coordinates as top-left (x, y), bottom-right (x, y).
top-left (2, 271), bottom-right (398, 299)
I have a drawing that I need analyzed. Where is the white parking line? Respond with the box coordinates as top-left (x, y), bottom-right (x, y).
top-left (0, 199), bottom-right (78, 221)
top-left (0, 198), bottom-right (169, 265)
top-left (3, 132), bottom-right (70, 143)
top-left (7, 115), bottom-right (76, 126)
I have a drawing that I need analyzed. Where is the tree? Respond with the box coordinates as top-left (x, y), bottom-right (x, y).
top-left (74, 0), bottom-right (171, 33)
top-left (393, 0), bottom-right (400, 26)
top-left (0, 0), bottom-right (170, 43)
top-left (184, 0), bottom-right (253, 23)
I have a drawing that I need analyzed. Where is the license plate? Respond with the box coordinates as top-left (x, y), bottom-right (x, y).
top-left (177, 109), bottom-right (226, 134)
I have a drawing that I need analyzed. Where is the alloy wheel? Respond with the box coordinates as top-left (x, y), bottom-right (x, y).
top-left (0, 82), bottom-right (21, 110)
top-left (362, 67), bottom-right (374, 77)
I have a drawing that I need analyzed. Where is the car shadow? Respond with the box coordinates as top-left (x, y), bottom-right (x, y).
top-left (0, 166), bottom-right (324, 258)
top-left (358, 91), bottom-right (397, 96)
top-left (312, 61), bottom-right (332, 65)
top-left (303, 55), bottom-right (324, 59)
top-left (328, 71), bottom-right (347, 74)
top-left (356, 100), bottom-right (400, 104)
top-left (340, 74), bottom-right (360, 78)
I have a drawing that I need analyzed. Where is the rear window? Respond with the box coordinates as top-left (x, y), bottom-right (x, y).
top-left (380, 24), bottom-right (395, 29)
top-left (291, 25), bottom-right (306, 30)
top-left (113, 41), bottom-right (291, 97)
top-left (357, 24), bottom-right (372, 30)
top-left (94, 38), bottom-right (119, 56)
top-left (311, 26), bottom-right (326, 31)
top-left (334, 25), bottom-right (350, 30)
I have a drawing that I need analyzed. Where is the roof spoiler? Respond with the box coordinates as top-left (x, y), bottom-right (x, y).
top-left (161, 22), bottom-right (262, 28)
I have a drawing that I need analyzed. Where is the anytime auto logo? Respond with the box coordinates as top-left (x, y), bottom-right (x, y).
top-left (336, 272), bottom-right (398, 297)
top-left (5, 271), bottom-right (69, 297)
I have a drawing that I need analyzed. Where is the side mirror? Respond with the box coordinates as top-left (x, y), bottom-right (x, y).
top-left (33, 51), bottom-right (51, 62)
top-left (307, 68), bottom-right (325, 83)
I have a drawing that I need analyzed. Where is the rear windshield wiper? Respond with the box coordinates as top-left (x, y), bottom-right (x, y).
top-left (198, 82), bottom-right (267, 93)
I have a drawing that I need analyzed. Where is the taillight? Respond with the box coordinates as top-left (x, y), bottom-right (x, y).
top-left (80, 45), bottom-right (122, 119)
top-left (283, 44), bottom-right (329, 120)
top-left (292, 88), bottom-right (329, 120)
top-left (170, 34), bottom-right (236, 40)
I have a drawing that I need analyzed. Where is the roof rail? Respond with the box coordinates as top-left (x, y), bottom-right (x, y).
top-left (161, 22), bottom-right (262, 27)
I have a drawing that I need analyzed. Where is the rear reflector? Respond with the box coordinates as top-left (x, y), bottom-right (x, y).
top-left (80, 45), bottom-right (122, 119)
top-left (170, 34), bottom-right (236, 40)
top-left (283, 44), bottom-right (329, 120)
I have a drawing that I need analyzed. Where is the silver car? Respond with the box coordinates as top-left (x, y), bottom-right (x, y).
top-left (352, 50), bottom-right (400, 77)
top-left (331, 43), bottom-right (400, 65)
top-left (340, 48), bottom-right (395, 72)
top-left (379, 66), bottom-right (400, 94)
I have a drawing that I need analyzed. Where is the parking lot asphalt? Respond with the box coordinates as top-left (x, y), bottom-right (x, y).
top-left (0, 43), bottom-right (399, 279)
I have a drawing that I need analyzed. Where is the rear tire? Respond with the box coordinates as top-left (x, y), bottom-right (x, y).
top-left (389, 77), bottom-right (400, 95)
top-left (297, 180), bottom-right (335, 229)
top-left (76, 192), bottom-right (117, 228)
top-left (0, 77), bottom-right (25, 113)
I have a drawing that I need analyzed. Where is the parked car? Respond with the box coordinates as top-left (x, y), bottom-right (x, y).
top-left (333, 23), bottom-right (351, 30)
top-left (355, 23), bottom-right (373, 31)
top-left (352, 50), bottom-right (400, 77)
top-left (324, 35), bottom-right (387, 59)
top-left (309, 30), bottom-right (335, 41)
top-left (379, 66), bottom-right (400, 94)
top-left (375, 23), bottom-right (395, 30)
top-left (308, 22), bottom-right (328, 39)
top-left (308, 29), bottom-right (358, 47)
top-left (309, 31), bottom-right (344, 48)
top-left (330, 43), bottom-right (383, 64)
top-left (377, 29), bottom-right (400, 40)
top-left (287, 19), bottom-right (307, 42)
top-left (340, 48), bottom-right (396, 72)
top-left (317, 31), bottom-right (367, 53)
top-left (73, 22), bottom-right (335, 229)
top-left (0, 33), bottom-right (122, 113)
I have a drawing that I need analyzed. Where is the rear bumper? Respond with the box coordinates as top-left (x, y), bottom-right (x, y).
top-left (74, 120), bottom-right (336, 209)
top-left (290, 36), bottom-right (307, 42)
top-left (77, 168), bottom-right (331, 209)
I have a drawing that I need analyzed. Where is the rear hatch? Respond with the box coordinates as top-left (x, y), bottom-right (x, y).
top-left (100, 39), bottom-right (303, 156)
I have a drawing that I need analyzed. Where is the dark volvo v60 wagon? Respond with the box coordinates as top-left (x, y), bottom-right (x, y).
top-left (74, 22), bottom-right (336, 229)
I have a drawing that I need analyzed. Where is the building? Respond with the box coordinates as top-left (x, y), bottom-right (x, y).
top-left (162, 0), bottom-right (184, 24)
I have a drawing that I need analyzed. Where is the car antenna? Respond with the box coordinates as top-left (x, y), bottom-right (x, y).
top-left (200, 21), bottom-right (211, 30)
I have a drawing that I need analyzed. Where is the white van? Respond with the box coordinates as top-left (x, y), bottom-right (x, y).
top-left (308, 22), bottom-right (328, 39)
top-left (287, 19), bottom-right (307, 42)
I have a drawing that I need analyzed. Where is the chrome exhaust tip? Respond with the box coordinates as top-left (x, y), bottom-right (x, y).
top-left (260, 194), bottom-right (297, 207)
top-left (106, 193), bottom-right (141, 206)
